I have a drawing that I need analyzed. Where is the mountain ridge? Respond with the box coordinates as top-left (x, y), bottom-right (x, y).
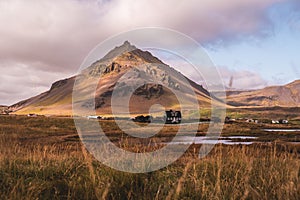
top-left (227, 79), bottom-right (300, 107)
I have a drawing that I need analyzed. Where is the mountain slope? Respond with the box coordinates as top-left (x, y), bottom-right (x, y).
top-left (9, 77), bottom-right (75, 115)
top-left (0, 105), bottom-right (8, 114)
top-left (10, 41), bottom-right (213, 116)
top-left (227, 80), bottom-right (300, 107)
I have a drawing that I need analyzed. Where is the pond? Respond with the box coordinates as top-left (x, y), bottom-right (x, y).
top-left (169, 136), bottom-right (257, 145)
top-left (263, 129), bottom-right (300, 132)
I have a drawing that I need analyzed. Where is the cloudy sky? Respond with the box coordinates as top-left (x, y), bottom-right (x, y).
top-left (0, 0), bottom-right (300, 105)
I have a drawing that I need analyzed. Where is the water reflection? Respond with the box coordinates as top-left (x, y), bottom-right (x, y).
top-left (263, 129), bottom-right (300, 132)
top-left (169, 136), bottom-right (257, 145)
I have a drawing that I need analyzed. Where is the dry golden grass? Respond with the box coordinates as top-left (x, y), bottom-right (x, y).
top-left (0, 115), bottom-right (299, 199)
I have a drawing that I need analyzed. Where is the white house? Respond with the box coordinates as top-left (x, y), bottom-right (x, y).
top-left (87, 115), bottom-right (101, 119)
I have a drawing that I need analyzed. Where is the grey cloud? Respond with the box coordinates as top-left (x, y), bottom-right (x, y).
top-left (217, 66), bottom-right (268, 89)
top-left (0, 0), bottom-right (286, 71)
top-left (0, 0), bottom-right (293, 105)
top-left (0, 61), bottom-right (74, 105)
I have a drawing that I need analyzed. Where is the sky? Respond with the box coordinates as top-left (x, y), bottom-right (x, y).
top-left (0, 0), bottom-right (300, 105)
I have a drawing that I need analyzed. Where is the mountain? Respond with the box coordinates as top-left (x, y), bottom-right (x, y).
top-left (227, 80), bottom-right (300, 107)
top-left (9, 41), bottom-right (213, 116)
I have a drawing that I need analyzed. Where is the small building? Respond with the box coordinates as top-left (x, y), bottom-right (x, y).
top-left (272, 120), bottom-right (280, 124)
top-left (164, 110), bottom-right (182, 124)
top-left (225, 116), bottom-right (236, 124)
top-left (272, 119), bottom-right (288, 124)
top-left (87, 115), bottom-right (101, 120)
top-left (246, 119), bottom-right (259, 123)
top-left (246, 119), bottom-right (254, 123)
top-left (279, 119), bottom-right (288, 124)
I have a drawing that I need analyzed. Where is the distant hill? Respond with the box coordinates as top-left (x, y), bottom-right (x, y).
top-left (0, 106), bottom-right (8, 114)
top-left (227, 80), bottom-right (300, 107)
top-left (9, 41), bottom-right (214, 116)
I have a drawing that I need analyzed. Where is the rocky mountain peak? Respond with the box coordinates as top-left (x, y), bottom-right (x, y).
top-left (98, 41), bottom-right (165, 65)
top-left (123, 40), bottom-right (132, 47)
top-left (86, 42), bottom-right (165, 77)
top-left (100, 41), bottom-right (137, 62)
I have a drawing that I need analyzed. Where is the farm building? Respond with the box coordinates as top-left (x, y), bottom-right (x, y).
top-left (165, 110), bottom-right (182, 124)
top-left (279, 119), bottom-right (288, 124)
top-left (87, 115), bottom-right (101, 119)
top-left (246, 119), bottom-right (259, 123)
top-left (272, 119), bottom-right (289, 124)
top-left (225, 116), bottom-right (236, 124)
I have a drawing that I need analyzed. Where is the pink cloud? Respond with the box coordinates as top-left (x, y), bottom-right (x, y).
top-left (0, 0), bottom-right (291, 104)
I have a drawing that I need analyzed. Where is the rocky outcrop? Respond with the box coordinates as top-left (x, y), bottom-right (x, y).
top-left (50, 79), bottom-right (69, 91)
top-left (103, 62), bottom-right (122, 74)
top-left (133, 84), bottom-right (164, 99)
top-left (100, 41), bottom-right (137, 62)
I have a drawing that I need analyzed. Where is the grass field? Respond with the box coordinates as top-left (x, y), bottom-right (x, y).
top-left (0, 115), bottom-right (299, 199)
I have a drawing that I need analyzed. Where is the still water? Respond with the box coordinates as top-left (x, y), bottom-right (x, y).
top-left (263, 129), bottom-right (300, 132)
top-left (169, 136), bottom-right (257, 145)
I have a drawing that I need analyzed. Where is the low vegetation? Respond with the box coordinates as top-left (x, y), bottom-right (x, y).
top-left (0, 115), bottom-right (299, 199)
